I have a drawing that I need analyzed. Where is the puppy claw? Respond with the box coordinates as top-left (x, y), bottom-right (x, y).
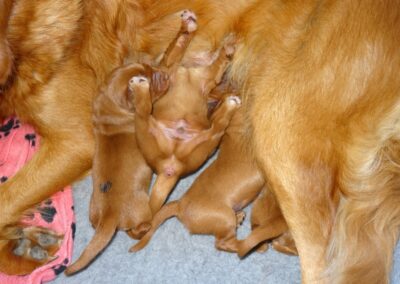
top-left (226, 96), bottom-right (241, 107)
top-left (180, 10), bottom-right (197, 33)
top-left (235, 211), bottom-right (246, 227)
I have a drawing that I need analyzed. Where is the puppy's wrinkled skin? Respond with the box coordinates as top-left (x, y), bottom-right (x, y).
top-left (64, 64), bottom-right (154, 275)
top-left (132, 108), bottom-right (293, 255)
top-left (0, 0), bottom-right (399, 282)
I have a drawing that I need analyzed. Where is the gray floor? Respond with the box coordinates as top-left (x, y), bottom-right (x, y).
top-left (54, 155), bottom-right (400, 284)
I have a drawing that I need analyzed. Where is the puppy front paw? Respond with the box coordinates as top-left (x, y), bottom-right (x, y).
top-left (223, 33), bottom-right (237, 59)
top-left (180, 10), bottom-right (197, 33)
top-left (226, 95), bottom-right (241, 107)
top-left (129, 75), bottom-right (150, 92)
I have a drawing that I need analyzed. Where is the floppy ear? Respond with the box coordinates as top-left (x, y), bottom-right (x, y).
top-left (149, 68), bottom-right (170, 102)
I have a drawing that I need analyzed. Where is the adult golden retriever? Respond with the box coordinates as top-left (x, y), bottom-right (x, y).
top-left (0, 0), bottom-right (399, 283)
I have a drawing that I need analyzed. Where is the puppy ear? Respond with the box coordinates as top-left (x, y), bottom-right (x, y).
top-left (149, 69), bottom-right (170, 102)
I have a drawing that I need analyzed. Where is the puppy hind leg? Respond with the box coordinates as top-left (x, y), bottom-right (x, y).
top-left (214, 210), bottom-right (239, 253)
top-left (149, 174), bottom-right (179, 214)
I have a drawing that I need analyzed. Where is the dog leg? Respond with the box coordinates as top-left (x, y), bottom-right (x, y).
top-left (149, 174), bottom-right (179, 214)
top-left (0, 0), bottom-right (14, 85)
top-left (262, 161), bottom-right (335, 283)
top-left (272, 231), bottom-right (298, 256)
top-left (177, 95), bottom-right (241, 158)
top-left (214, 219), bottom-right (239, 253)
top-left (0, 135), bottom-right (93, 274)
top-left (200, 34), bottom-right (236, 95)
top-left (235, 211), bottom-right (246, 228)
top-left (159, 10), bottom-right (197, 69)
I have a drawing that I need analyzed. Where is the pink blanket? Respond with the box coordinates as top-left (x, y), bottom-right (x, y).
top-left (0, 117), bottom-right (75, 283)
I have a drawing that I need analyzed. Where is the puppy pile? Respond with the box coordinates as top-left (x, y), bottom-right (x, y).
top-left (62, 10), bottom-right (297, 275)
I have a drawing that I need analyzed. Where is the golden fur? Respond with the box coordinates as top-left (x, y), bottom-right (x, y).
top-left (64, 63), bottom-right (154, 275)
top-left (0, 0), bottom-right (398, 283)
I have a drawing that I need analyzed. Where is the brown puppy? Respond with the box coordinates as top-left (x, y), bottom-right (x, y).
top-left (0, 0), bottom-right (251, 274)
top-left (133, 11), bottom-right (241, 214)
top-left (64, 64), bottom-right (160, 275)
top-left (0, 0), bottom-right (14, 85)
top-left (131, 108), bottom-right (290, 254)
top-left (1, 1), bottom-right (399, 282)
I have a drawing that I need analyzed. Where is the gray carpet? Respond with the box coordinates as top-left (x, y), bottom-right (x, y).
top-left (53, 154), bottom-right (400, 284)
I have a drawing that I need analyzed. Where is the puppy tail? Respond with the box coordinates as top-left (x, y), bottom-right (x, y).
top-left (237, 219), bottom-right (288, 258)
top-left (130, 201), bottom-right (178, 252)
top-left (64, 218), bottom-right (116, 275)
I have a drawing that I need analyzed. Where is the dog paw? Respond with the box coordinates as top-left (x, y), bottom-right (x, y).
top-left (11, 227), bottom-right (63, 261)
top-left (129, 75), bottom-right (149, 92)
top-left (223, 33), bottom-right (237, 58)
top-left (226, 96), bottom-right (241, 107)
top-left (180, 10), bottom-right (197, 33)
top-left (0, 226), bottom-right (62, 275)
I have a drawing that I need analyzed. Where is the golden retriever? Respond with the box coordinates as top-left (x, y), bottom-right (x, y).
top-left (0, 1), bottom-right (399, 283)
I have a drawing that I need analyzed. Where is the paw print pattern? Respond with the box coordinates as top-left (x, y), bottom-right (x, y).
top-left (25, 133), bottom-right (36, 147)
top-left (52, 258), bottom-right (69, 275)
top-left (0, 118), bottom-right (20, 139)
top-left (37, 199), bottom-right (57, 223)
top-left (71, 222), bottom-right (76, 240)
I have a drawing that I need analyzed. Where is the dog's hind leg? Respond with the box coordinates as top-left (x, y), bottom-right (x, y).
top-left (326, 137), bottom-right (400, 284)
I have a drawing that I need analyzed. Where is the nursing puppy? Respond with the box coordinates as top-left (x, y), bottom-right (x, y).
top-left (65, 64), bottom-right (162, 275)
top-left (131, 108), bottom-right (292, 254)
top-left (132, 11), bottom-right (241, 214)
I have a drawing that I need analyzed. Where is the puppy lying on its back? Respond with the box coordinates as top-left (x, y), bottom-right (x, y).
top-left (131, 10), bottom-right (241, 214)
top-left (131, 107), bottom-right (295, 255)
top-left (65, 63), bottom-right (167, 275)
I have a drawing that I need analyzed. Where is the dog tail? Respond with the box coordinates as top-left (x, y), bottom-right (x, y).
top-left (130, 201), bottom-right (178, 252)
top-left (237, 219), bottom-right (288, 258)
top-left (64, 217), bottom-right (116, 275)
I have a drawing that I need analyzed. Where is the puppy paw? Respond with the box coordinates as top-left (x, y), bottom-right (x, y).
top-left (180, 10), bottom-right (197, 33)
top-left (129, 75), bottom-right (150, 92)
top-left (235, 211), bottom-right (246, 228)
top-left (226, 95), bottom-right (241, 107)
top-left (223, 33), bottom-right (237, 58)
